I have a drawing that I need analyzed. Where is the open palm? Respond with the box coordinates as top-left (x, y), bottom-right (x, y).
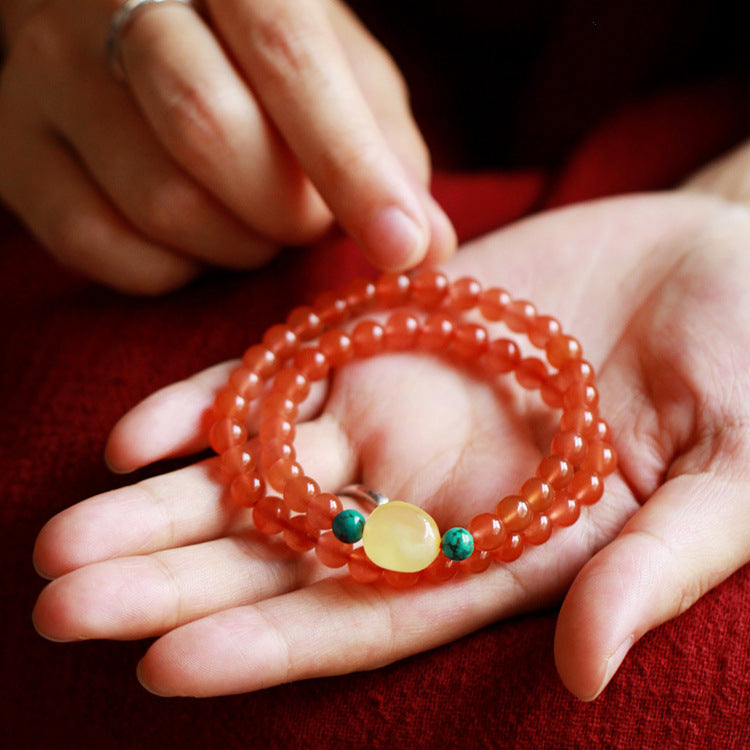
top-left (33, 189), bottom-right (750, 699)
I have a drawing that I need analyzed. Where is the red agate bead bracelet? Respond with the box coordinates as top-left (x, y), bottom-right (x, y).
top-left (208, 269), bottom-right (617, 588)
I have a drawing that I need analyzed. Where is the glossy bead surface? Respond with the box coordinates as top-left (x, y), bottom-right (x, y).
top-left (453, 323), bottom-right (489, 359)
top-left (362, 501), bottom-right (441, 573)
top-left (283, 475), bottom-right (320, 513)
top-left (523, 514), bottom-right (552, 545)
top-left (520, 477), bottom-right (555, 513)
top-left (516, 357), bottom-right (548, 390)
top-left (242, 345), bottom-right (279, 378)
top-left (284, 515), bottom-right (318, 552)
top-left (484, 338), bottom-right (520, 374)
top-left (262, 324), bottom-right (298, 359)
top-left (548, 493), bottom-right (580, 527)
top-left (504, 299), bottom-right (536, 333)
top-left (478, 287), bottom-right (510, 321)
top-left (580, 442), bottom-right (617, 476)
top-left (209, 418), bottom-right (246, 454)
top-left (568, 471), bottom-right (604, 506)
top-left (352, 320), bottom-right (385, 357)
top-left (495, 495), bottom-right (532, 533)
top-left (318, 330), bottom-right (354, 367)
top-left (230, 472), bottom-right (265, 508)
top-left (348, 547), bottom-right (382, 583)
top-left (493, 533), bottom-right (524, 562)
top-left (546, 334), bottom-right (582, 368)
top-left (286, 306), bottom-right (323, 340)
top-left (441, 527), bottom-right (474, 561)
top-left (468, 513), bottom-right (506, 551)
top-left (529, 315), bottom-right (562, 348)
top-left (332, 509), bottom-right (366, 543)
top-left (420, 313), bottom-right (455, 351)
top-left (445, 276), bottom-right (481, 310)
top-left (375, 272), bottom-right (411, 306)
top-left (537, 455), bottom-right (574, 490)
top-left (253, 496), bottom-right (289, 535)
top-left (411, 269), bottom-right (449, 307)
top-left (307, 492), bottom-right (343, 530)
top-left (213, 386), bottom-right (250, 420)
top-left (551, 431), bottom-right (588, 465)
top-left (293, 348), bottom-right (329, 381)
top-left (315, 532), bottom-right (352, 568)
top-left (385, 311), bottom-right (420, 350)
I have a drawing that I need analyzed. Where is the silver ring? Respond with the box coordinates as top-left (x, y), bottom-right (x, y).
top-left (107, 0), bottom-right (197, 82)
top-left (337, 484), bottom-right (390, 508)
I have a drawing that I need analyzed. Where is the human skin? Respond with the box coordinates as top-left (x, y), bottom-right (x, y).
top-left (0, 0), bottom-right (455, 292)
top-left (31, 142), bottom-right (750, 698)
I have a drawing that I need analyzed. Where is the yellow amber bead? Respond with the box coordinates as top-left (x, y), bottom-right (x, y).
top-left (362, 501), bottom-right (441, 573)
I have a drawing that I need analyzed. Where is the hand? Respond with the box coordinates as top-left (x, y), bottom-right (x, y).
top-left (0, 0), bottom-right (454, 293)
top-left (32, 186), bottom-right (750, 698)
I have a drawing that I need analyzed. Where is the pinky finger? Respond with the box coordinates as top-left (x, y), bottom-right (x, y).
top-left (0, 125), bottom-right (201, 295)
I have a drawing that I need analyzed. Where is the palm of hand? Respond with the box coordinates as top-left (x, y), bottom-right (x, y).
top-left (33, 191), bottom-right (750, 699)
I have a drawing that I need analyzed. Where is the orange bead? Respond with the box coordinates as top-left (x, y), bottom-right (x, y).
top-left (411, 269), bottom-right (449, 307)
top-left (453, 323), bottom-right (489, 359)
top-left (495, 495), bottom-right (532, 533)
top-left (420, 313), bottom-right (455, 351)
top-left (352, 320), bottom-right (385, 357)
top-left (286, 306), bottom-right (324, 341)
top-left (537, 454), bottom-right (574, 490)
top-left (550, 431), bottom-right (588, 466)
top-left (385, 311), bottom-right (420, 350)
top-left (469, 512), bottom-right (507, 551)
top-left (554, 359), bottom-right (594, 391)
top-left (293, 348), bottom-right (329, 381)
top-left (590, 418), bottom-right (612, 443)
top-left (546, 334), bottom-right (582, 369)
top-left (242, 344), bottom-right (279, 378)
top-left (560, 407), bottom-right (597, 437)
top-left (461, 549), bottom-right (492, 574)
top-left (318, 330), bottom-right (354, 367)
top-left (306, 492), bottom-right (343, 530)
top-left (259, 414), bottom-right (294, 444)
top-left (313, 291), bottom-right (348, 327)
top-left (260, 393), bottom-right (298, 423)
top-left (523, 514), bottom-right (552, 545)
top-left (504, 299), bottom-right (536, 333)
top-left (445, 276), bottom-right (481, 311)
top-left (344, 277), bottom-right (376, 314)
top-left (478, 287), bottom-right (511, 321)
top-left (266, 458), bottom-right (302, 492)
top-left (529, 315), bottom-right (562, 348)
top-left (283, 515), bottom-right (318, 552)
top-left (348, 547), bottom-right (383, 583)
top-left (423, 554), bottom-right (458, 583)
top-left (213, 386), bottom-right (250, 421)
top-left (272, 368), bottom-right (310, 402)
top-left (283, 475), bottom-right (321, 513)
top-left (540, 380), bottom-right (563, 408)
top-left (580, 442), bottom-right (617, 476)
top-left (315, 531), bottom-right (352, 568)
top-left (228, 367), bottom-right (264, 400)
top-left (259, 437), bottom-right (295, 470)
top-left (382, 569), bottom-right (421, 588)
top-left (547, 493), bottom-right (580, 527)
top-left (516, 357), bottom-right (548, 390)
top-left (520, 477), bottom-right (555, 513)
top-left (493, 533), bottom-right (524, 562)
top-left (230, 472), bottom-right (265, 508)
top-left (568, 471), bottom-right (604, 506)
top-left (209, 418), bottom-right (247, 454)
top-left (484, 338), bottom-right (521, 374)
top-left (220, 444), bottom-right (255, 477)
top-left (262, 324), bottom-right (298, 359)
top-left (253, 496), bottom-right (289, 535)
top-left (375, 272), bottom-right (411, 306)
top-left (562, 382), bottom-right (599, 410)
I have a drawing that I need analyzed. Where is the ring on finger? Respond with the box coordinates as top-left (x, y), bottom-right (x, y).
top-left (107, 0), bottom-right (200, 82)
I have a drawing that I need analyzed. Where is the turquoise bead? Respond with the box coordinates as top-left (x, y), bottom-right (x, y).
top-left (441, 527), bottom-right (474, 561)
top-left (332, 509), bottom-right (366, 544)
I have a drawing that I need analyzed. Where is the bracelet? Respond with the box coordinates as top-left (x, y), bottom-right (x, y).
top-left (208, 269), bottom-right (617, 588)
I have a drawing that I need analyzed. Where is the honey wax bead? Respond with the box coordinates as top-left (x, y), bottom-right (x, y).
top-left (284, 515), bottom-right (318, 552)
top-left (260, 437), bottom-right (295, 470)
top-left (348, 547), bottom-right (383, 583)
top-left (495, 495), bottom-right (532, 533)
top-left (411, 269), bottom-right (449, 307)
top-left (286, 306), bottom-right (324, 340)
top-left (242, 344), bottom-right (279, 378)
top-left (546, 334), bottom-right (582, 369)
top-left (504, 299), bottom-right (536, 333)
top-left (263, 324), bottom-right (298, 359)
top-left (344, 277), bottom-right (376, 314)
top-left (523, 514), bottom-right (552, 545)
top-left (213, 386), bottom-right (250, 421)
top-left (220, 444), bottom-right (255, 477)
top-left (420, 313), bottom-right (455, 351)
top-left (516, 357), bottom-right (548, 390)
top-left (375, 272), bottom-right (411, 306)
top-left (520, 477), bottom-right (555, 513)
top-left (385, 311), bottom-right (420, 350)
top-left (563, 382), bottom-right (599, 410)
top-left (362, 501), bottom-right (441, 573)
top-left (478, 287), bottom-right (511, 321)
top-left (266, 458), bottom-right (302, 492)
top-left (382, 569), bottom-right (421, 588)
top-left (228, 367), bottom-right (264, 400)
top-left (560, 407), bottom-right (597, 436)
top-left (307, 492), bottom-right (343, 530)
top-left (423, 554), bottom-right (458, 583)
top-left (568, 471), bottom-right (603, 506)
top-left (537, 454), bottom-right (574, 490)
top-left (461, 549), bottom-right (492, 574)
top-left (272, 368), bottom-right (310, 402)
top-left (529, 315), bottom-right (562, 348)
top-left (313, 291), bottom-right (348, 327)
top-left (259, 414), bottom-right (295, 444)
top-left (493, 533), bottom-right (524, 562)
top-left (580, 442), bottom-right (617, 476)
top-left (453, 323), bottom-right (489, 359)
top-left (315, 532), bottom-right (352, 568)
top-left (547, 493), bottom-right (580, 527)
top-left (230, 472), bottom-right (265, 508)
top-left (318, 330), bottom-right (354, 367)
top-left (209, 418), bottom-right (247, 454)
top-left (293, 348), bottom-right (329, 381)
top-left (253, 496), bottom-right (289, 535)
top-left (352, 320), bottom-right (385, 357)
top-left (551, 431), bottom-right (588, 466)
top-left (445, 276), bottom-right (481, 311)
top-left (483, 338), bottom-right (521, 374)
top-left (469, 513), bottom-right (507, 551)
top-left (283, 475), bottom-right (320, 513)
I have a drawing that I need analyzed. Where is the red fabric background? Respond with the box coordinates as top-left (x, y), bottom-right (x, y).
top-left (2, 83), bottom-right (750, 749)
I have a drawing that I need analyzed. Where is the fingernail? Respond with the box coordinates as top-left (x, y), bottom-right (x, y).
top-left (362, 206), bottom-right (428, 271)
top-left (585, 634), bottom-right (635, 701)
top-left (424, 194), bottom-right (457, 264)
top-left (137, 661), bottom-right (171, 697)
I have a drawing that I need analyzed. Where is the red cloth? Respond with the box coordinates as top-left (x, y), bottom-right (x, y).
top-left (2, 85), bottom-right (750, 749)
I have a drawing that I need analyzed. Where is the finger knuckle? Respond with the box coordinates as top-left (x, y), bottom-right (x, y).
top-left (135, 178), bottom-right (206, 240)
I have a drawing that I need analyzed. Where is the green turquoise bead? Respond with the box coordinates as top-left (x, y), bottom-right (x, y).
top-left (441, 527), bottom-right (474, 561)
top-left (332, 509), bottom-right (366, 544)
